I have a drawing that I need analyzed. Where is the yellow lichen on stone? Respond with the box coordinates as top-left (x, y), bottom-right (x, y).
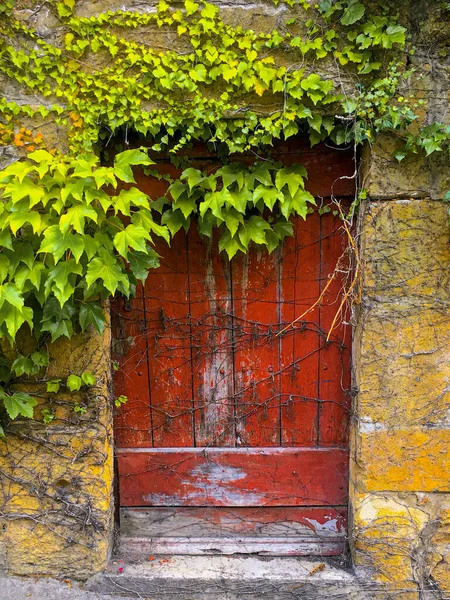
top-left (355, 306), bottom-right (450, 428)
top-left (360, 198), bottom-right (450, 301)
top-left (351, 197), bottom-right (450, 597)
top-left (352, 491), bottom-right (450, 598)
top-left (0, 323), bottom-right (113, 579)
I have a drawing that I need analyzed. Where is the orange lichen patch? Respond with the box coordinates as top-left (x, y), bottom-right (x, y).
top-left (356, 429), bottom-right (450, 492)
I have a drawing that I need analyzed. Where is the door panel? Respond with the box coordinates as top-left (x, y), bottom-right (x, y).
top-left (112, 141), bottom-right (354, 555)
top-left (232, 248), bottom-right (281, 447)
top-left (318, 212), bottom-right (352, 447)
top-left (188, 228), bottom-right (235, 447)
top-left (117, 448), bottom-right (348, 507)
top-left (113, 287), bottom-right (152, 448)
top-left (144, 231), bottom-right (194, 448)
top-left (280, 211), bottom-right (321, 447)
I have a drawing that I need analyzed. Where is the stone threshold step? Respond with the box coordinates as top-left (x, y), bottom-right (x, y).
top-left (86, 556), bottom-right (370, 599)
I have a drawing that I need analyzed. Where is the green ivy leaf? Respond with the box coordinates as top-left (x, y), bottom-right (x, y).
top-left (218, 230), bottom-right (245, 259)
top-left (11, 356), bottom-right (35, 377)
top-left (253, 185), bottom-right (282, 210)
top-left (219, 164), bottom-right (245, 191)
top-left (168, 180), bottom-right (187, 202)
top-left (198, 212), bottom-right (218, 238)
top-left (341, 1), bottom-right (365, 25)
top-left (0, 231), bottom-right (13, 250)
top-left (128, 248), bottom-right (160, 282)
top-left (41, 318), bottom-right (73, 342)
top-left (31, 350), bottom-right (49, 369)
top-left (223, 210), bottom-right (243, 237)
top-left (132, 210), bottom-right (170, 244)
top-left (114, 149), bottom-right (154, 183)
top-left (61, 179), bottom-right (85, 203)
top-left (113, 187), bottom-right (150, 216)
top-left (180, 167), bottom-right (204, 190)
top-left (252, 163), bottom-right (273, 187)
top-left (47, 379), bottom-right (61, 393)
top-left (161, 209), bottom-right (189, 236)
top-left (2, 391), bottom-right (37, 420)
top-left (385, 25), bottom-right (406, 46)
top-left (79, 302), bottom-right (106, 333)
top-left (200, 189), bottom-right (233, 219)
top-left (8, 210), bottom-right (41, 235)
top-left (238, 215), bottom-right (271, 249)
top-left (275, 165), bottom-right (307, 197)
top-left (2, 304), bottom-right (33, 338)
top-left (189, 64), bottom-right (207, 82)
top-left (85, 251), bottom-right (130, 295)
top-left (273, 220), bottom-right (294, 241)
top-left (0, 255), bottom-right (10, 283)
top-left (81, 371), bottom-right (96, 386)
top-left (115, 394), bottom-right (128, 407)
top-left (4, 178), bottom-right (44, 206)
top-left (46, 259), bottom-right (83, 307)
top-left (228, 188), bottom-right (251, 214)
top-left (173, 194), bottom-right (198, 219)
top-left (40, 297), bottom-right (75, 342)
top-left (185, 0), bottom-right (199, 16)
top-left (113, 224), bottom-right (151, 258)
top-left (67, 374), bottom-right (82, 391)
top-left (291, 189), bottom-right (316, 219)
top-left (0, 283), bottom-right (24, 310)
top-left (0, 161), bottom-right (35, 184)
top-left (60, 203), bottom-right (98, 234)
top-left (39, 226), bottom-right (85, 263)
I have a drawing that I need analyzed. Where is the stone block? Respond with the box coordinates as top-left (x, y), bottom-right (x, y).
top-left (360, 199), bottom-right (450, 303)
top-left (354, 429), bottom-right (450, 493)
top-left (361, 135), bottom-right (450, 200)
top-left (354, 304), bottom-right (450, 428)
top-left (352, 491), bottom-right (450, 597)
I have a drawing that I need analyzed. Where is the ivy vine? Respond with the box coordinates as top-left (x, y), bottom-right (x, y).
top-left (0, 0), bottom-right (448, 429)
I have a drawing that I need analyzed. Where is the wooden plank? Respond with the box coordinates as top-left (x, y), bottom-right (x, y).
top-left (119, 506), bottom-right (347, 555)
top-left (232, 249), bottom-right (281, 447)
top-left (119, 537), bottom-right (346, 556)
top-left (112, 286), bottom-right (153, 448)
top-left (279, 213), bottom-right (321, 447)
top-left (117, 447), bottom-right (348, 507)
top-left (188, 227), bottom-right (235, 447)
top-left (144, 230), bottom-right (195, 447)
top-left (120, 506), bottom-right (347, 537)
top-left (318, 212), bottom-right (351, 447)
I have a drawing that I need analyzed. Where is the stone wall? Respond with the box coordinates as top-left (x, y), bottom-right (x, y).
top-left (350, 138), bottom-right (450, 598)
top-left (0, 326), bottom-right (114, 579)
top-left (0, 0), bottom-right (449, 594)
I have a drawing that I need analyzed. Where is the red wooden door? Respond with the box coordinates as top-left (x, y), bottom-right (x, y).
top-left (113, 142), bottom-right (354, 556)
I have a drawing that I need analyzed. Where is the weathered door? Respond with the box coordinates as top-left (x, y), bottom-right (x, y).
top-left (113, 142), bottom-right (354, 556)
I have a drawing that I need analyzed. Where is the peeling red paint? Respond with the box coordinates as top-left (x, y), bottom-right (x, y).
top-left (112, 143), bottom-right (354, 555)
